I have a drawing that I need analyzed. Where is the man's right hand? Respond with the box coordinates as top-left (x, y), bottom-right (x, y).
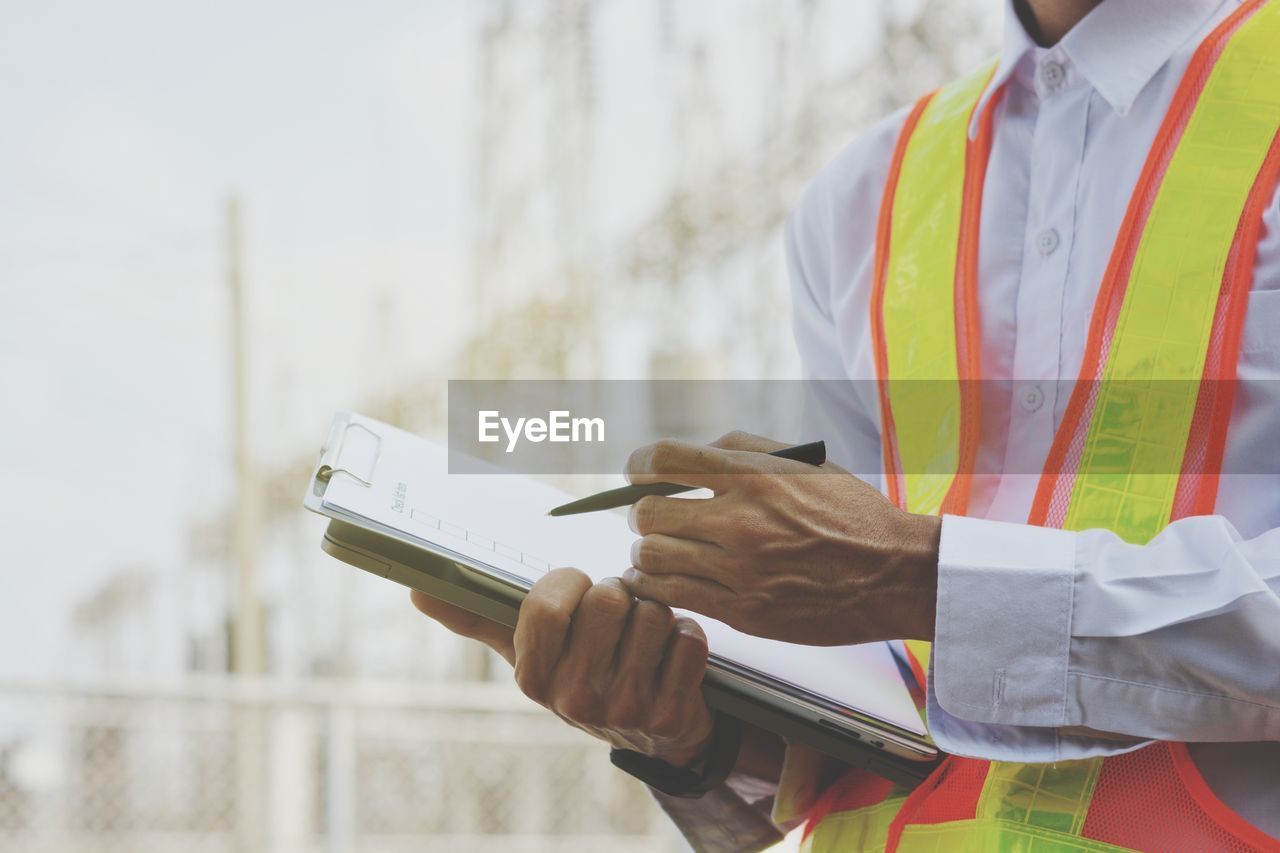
top-left (410, 568), bottom-right (715, 768)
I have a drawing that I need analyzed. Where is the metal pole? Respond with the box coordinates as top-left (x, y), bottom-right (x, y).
top-left (227, 195), bottom-right (264, 677)
top-left (228, 196), bottom-right (266, 852)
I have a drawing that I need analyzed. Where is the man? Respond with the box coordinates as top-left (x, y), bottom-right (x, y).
top-left (413, 0), bottom-right (1280, 849)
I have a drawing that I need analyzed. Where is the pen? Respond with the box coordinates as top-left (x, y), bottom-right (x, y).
top-left (547, 440), bottom-right (827, 516)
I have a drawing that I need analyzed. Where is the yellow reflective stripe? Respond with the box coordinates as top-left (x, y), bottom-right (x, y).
top-left (903, 638), bottom-right (932, 681)
top-left (882, 59), bottom-right (995, 517)
top-left (1066, 2), bottom-right (1280, 542)
top-left (976, 759), bottom-right (1103, 836)
top-left (810, 9), bottom-right (1280, 853)
top-left (895, 818), bottom-right (1136, 853)
top-left (802, 796), bottom-right (908, 853)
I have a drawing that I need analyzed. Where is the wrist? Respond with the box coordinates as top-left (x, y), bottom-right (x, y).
top-left (893, 511), bottom-right (941, 642)
top-left (653, 728), bottom-right (715, 770)
top-left (611, 713), bottom-right (743, 799)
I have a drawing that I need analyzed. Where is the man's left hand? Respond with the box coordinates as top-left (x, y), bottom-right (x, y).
top-left (622, 431), bottom-right (941, 647)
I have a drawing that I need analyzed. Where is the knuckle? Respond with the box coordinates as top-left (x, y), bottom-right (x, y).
top-left (648, 706), bottom-right (686, 738)
top-left (632, 496), bottom-right (660, 535)
top-left (521, 595), bottom-right (572, 633)
top-left (714, 429), bottom-right (752, 449)
top-left (720, 454), bottom-right (747, 476)
top-left (633, 599), bottom-right (675, 633)
top-left (513, 662), bottom-right (548, 704)
top-left (726, 597), bottom-right (768, 634)
top-left (627, 575), bottom-right (666, 606)
top-left (631, 535), bottom-right (662, 570)
top-left (672, 618), bottom-right (709, 656)
top-left (635, 597), bottom-right (674, 624)
top-left (736, 594), bottom-right (765, 620)
top-left (648, 439), bottom-right (681, 472)
top-left (583, 579), bottom-right (633, 617)
top-left (544, 566), bottom-right (589, 586)
top-left (557, 693), bottom-right (598, 726)
top-left (604, 696), bottom-right (642, 732)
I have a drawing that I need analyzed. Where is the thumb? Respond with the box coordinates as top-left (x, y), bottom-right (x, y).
top-left (410, 590), bottom-right (516, 665)
top-left (708, 430), bottom-right (789, 453)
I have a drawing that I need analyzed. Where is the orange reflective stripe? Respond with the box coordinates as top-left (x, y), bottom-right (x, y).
top-left (810, 2), bottom-right (1280, 850)
top-left (883, 757), bottom-right (990, 852)
top-left (804, 795), bottom-right (910, 853)
top-left (802, 768), bottom-right (897, 844)
top-left (872, 60), bottom-right (996, 518)
top-left (901, 639), bottom-right (931, 691)
top-left (1172, 124), bottom-right (1280, 519)
top-left (1029, 0), bottom-right (1274, 534)
top-left (872, 93), bottom-right (933, 510)
top-left (873, 75), bottom-right (1000, 707)
top-left (1167, 744), bottom-right (1280, 852)
top-left (941, 79), bottom-right (1002, 518)
top-left (1078, 743), bottom-right (1280, 851)
top-left (1063, 0), bottom-right (1280, 542)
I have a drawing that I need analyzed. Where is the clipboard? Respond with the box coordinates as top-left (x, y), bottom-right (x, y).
top-left (304, 411), bottom-right (940, 786)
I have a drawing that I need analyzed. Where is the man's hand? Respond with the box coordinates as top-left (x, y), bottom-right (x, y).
top-left (411, 570), bottom-right (714, 768)
top-left (621, 431), bottom-right (941, 646)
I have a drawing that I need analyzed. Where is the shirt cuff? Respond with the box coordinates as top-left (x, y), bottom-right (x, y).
top-left (932, 515), bottom-right (1077, 727)
top-left (925, 663), bottom-right (1151, 762)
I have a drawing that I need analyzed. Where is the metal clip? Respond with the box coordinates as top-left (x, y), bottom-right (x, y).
top-left (315, 417), bottom-right (382, 488)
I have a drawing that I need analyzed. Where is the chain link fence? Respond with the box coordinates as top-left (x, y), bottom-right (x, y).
top-left (0, 678), bottom-right (681, 853)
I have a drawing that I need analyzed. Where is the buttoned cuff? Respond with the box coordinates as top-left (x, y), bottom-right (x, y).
top-left (925, 666), bottom-right (1149, 762)
top-left (932, 515), bottom-right (1077, 727)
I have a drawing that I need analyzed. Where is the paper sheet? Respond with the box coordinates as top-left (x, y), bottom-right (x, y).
top-left (315, 413), bottom-right (926, 735)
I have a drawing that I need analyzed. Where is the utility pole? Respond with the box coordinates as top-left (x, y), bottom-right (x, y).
top-left (228, 196), bottom-right (267, 853)
top-left (227, 195), bottom-right (265, 676)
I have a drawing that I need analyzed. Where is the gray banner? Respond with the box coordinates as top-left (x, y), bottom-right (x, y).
top-left (446, 379), bottom-right (1280, 476)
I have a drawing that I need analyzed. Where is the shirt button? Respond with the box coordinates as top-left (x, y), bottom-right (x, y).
top-left (1019, 384), bottom-right (1045, 413)
top-left (1036, 228), bottom-right (1060, 256)
top-left (1040, 59), bottom-right (1067, 90)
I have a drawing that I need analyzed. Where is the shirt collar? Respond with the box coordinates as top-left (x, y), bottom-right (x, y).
top-left (970, 0), bottom-right (1228, 136)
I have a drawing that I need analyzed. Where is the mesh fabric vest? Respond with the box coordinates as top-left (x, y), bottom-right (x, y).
top-left (802, 2), bottom-right (1280, 850)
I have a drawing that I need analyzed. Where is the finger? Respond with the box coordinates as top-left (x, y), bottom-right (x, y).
top-left (630, 533), bottom-right (736, 590)
top-left (410, 590), bottom-right (515, 664)
top-left (513, 568), bottom-right (593, 705)
top-left (627, 494), bottom-right (717, 539)
top-left (709, 430), bottom-right (789, 453)
top-left (624, 439), bottom-right (737, 490)
top-left (615, 599), bottom-right (676, 689)
top-left (555, 578), bottom-right (634, 688)
top-left (656, 616), bottom-right (709, 704)
top-left (604, 599), bottom-right (677, 732)
top-left (622, 567), bottom-right (732, 620)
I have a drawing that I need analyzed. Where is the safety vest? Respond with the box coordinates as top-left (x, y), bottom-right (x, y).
top-left (802, 0), bottom-right (1280, 850)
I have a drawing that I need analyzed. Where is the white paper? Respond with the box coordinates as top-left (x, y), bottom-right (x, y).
top-left (315, 413), bottom-right (925, 735)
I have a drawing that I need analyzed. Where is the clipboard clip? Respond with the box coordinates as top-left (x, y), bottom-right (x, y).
top-left (314, 415), bottom-right (382, 490)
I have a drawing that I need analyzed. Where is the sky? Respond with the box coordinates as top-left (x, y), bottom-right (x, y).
top-left (0, 0), bottom-right (477, 677)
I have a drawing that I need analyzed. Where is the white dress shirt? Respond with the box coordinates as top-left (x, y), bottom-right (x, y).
top-left (785, 0), bottom-right (1280, 839)
top-left (652, 1), bottom-right (1280, 847)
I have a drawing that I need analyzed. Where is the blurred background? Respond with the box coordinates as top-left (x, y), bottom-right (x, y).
top-left (0, 1), bottom-right (995, 850)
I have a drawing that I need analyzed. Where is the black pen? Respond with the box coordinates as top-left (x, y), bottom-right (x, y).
top-left (547, 440), bottom-right (827, 517)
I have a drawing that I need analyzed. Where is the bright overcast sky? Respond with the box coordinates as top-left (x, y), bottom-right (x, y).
top-left (1, 0), bottom-right (478, 677)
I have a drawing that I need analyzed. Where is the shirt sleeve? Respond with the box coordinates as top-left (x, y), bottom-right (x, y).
top-left (648, 774), bottom-right (786, 853)
top-left (929, 513), bottom-right (1280, 762)
top-left (647, 743), bottom-right (829, 853)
